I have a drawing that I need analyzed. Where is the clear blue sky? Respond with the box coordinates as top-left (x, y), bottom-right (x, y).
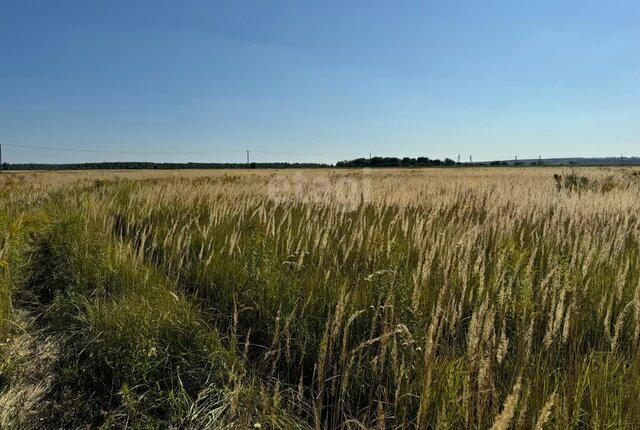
top-left (1, 1), bottom-right (639, 164)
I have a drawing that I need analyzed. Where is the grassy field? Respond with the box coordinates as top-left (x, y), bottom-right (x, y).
top-left (1, 167), bottom-right (640, 429)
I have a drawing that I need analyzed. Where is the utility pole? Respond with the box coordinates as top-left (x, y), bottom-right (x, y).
top-left (457, 154), bottom-right (460, 164)
top-left (0, 144), bottom-right (2, 174)
top-left (369, 152), bottom-right (372, 166)
top-left (469, 155), bottom-right (473, 165)
top-left (539, 155), bottom-right (542, 166)
top-left (246, 150), bottom-right (250, 164)
top-left (621, 153), bottom-right (624, 166)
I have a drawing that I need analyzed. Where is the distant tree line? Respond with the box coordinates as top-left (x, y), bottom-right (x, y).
top-left (0, 161), bottom-right (330, 171)
top-left (2, 156), bottom-right (640, 171)
top-left (338, 156), bottom-right (640, 167)
top-left (336, 156), bottom-right (457, 167)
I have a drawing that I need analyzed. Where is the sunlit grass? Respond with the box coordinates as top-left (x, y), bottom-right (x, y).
top-left (2, 167), bottom-right (640, 428)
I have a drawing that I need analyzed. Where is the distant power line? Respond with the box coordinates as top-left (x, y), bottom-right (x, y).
top-left (1, 143), bottom-right (368, 158)
top-left (1, 143), bottom-right (245, 156)
top-left (251, 150), bottom-right (367, 157)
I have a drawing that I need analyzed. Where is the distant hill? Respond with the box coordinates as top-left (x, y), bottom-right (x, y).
top-left (500, 157), bottom-right (640, 166)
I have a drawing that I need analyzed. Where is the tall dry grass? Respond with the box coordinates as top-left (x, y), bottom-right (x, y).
top-left (1, 167), bottom-right (640, 428)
